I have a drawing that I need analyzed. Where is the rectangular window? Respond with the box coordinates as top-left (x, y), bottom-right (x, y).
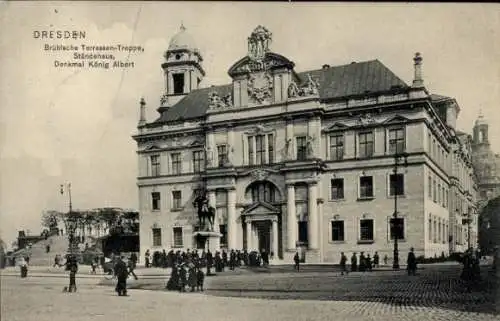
top-left (268, 134), bottom-right (274, 164)
top-left (217, 145), bottom-right (228, 168)
top-left (173, 227), bottom-right (183, 247)
top-left (330, 178), bottom-right (344, 200)
top-left (256, 135), bottom-right (265, 165)
top-left (296, 136), bottom-right (307, 160)
top-left (192, 150), bottom-right (204, 173)
top-left (428, 133), bottom-right (431, 154)
top-left (152, 228), bottom-right (162, 247)
top-left (150, 155), bottom-right (160, 176)
top-left (358, 132), bottom-right (374, 158)
top-left (428, 217), bottom-right (432, 241)
top-left (151, 192), bottom-right (161, 210)
top-left (171, 153), bottom-right (181, 175)
top-left (329, 134), bottom-right (344, 160)
top-left (331, 220), bottom-right (344, 241)
top-left (389, 174), bottom-right (405, 196)
top-left (172, 191), bottom-right (182, 209)
top-left (359, 176), bottom-right (374, 198)
top-left (173, 73), bottom-right (184, 94)
top-left (359, 219), bottom-right (374, 241)
top-left (389, 128), bottom-right (405, 154)
top-left (428, 175), bottom-right (432, 198)
top-left (433, 179), bottom-right (437, 202)
top-left (390, 217), bottom-right (405, 240)
top-left (248, 136), bottom-right (254, 165)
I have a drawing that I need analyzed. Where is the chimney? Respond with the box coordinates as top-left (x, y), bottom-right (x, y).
top-left (412, 52), bottom-right (424, 88)
top-left (322, 64), bottom-right (330, 69)
top-left (138, 97), bottom-right (146, 128)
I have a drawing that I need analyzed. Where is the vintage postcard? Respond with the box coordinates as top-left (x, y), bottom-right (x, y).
top-left (0, 2), bottom-right (499, 320)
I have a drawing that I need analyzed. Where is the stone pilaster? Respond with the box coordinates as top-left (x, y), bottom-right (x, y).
top-left (287, 184), bottom-right (296, 250)
top-left (308, 183), bottom-right (318, 250)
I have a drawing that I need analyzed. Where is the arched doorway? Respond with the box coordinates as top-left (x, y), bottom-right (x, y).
top-left (243, 181), bottom-right (282, 258)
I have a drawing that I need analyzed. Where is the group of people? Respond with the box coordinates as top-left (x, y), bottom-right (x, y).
top-left (336, 248), bottom-right (418, 275)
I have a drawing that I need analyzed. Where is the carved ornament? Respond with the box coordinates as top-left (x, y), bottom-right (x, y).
top-left (160, 93), bottom-right (168, 106)
top-left (357, 113), bottom-right (377, 126)
top-left (250, 169), bottom-right (269, 181)
top-left (208, 91), bottom-right (233, 109)
top-left (287, 74), bottom-right (320, 99)
top-left (248, 25), bottom-right (272, 61)
top-left (248, 72), bottom-right (273, 104)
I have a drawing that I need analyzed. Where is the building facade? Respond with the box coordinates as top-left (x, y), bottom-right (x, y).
top-left (133, 25), bottom-right (477, 263)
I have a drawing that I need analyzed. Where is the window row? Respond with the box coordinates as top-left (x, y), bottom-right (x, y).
top-left (329, 174), bottom-right (405, 200)
top-left (427, 215), bottom-right (449, 244)
top-left (329, 218), bottom-right (405, 243)
top-left (427, 131), bottom-right (448, 170)
top-left (151, 191), bottom-right (183, 211)
top-left (152, 226), bottom-right (229, 248)
top-left (427, 173), bottom-right (448, 208)
top-left (149, 151), bottom-right (205, 177)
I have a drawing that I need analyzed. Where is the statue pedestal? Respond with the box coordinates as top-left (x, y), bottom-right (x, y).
top-left (193, 231), bottom-right (222, 253)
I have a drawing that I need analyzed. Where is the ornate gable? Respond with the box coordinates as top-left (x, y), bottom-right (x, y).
top-left (323, 122), bottom-right (349, 133)
top-left (383, 115), bottom-right (410, 125)
top-left (241, 202), bottom-right (280, 216)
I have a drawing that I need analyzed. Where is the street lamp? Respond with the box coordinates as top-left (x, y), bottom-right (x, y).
top-left (391, 152), bottom-right (409, 270)
top-left (60, 183), bottom-right (78, 258)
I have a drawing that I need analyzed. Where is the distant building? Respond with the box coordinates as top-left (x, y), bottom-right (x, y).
top-left (133, 25), bottom-right (477, 263)
top-left (471, 114), bottom-right (500, 252)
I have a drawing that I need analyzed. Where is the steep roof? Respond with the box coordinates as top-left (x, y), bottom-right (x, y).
top-left (154, 59), bottom-right (409, 124)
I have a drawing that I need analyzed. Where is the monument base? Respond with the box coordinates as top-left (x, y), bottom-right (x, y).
top-left (193, 231), bottom-right (222, 253)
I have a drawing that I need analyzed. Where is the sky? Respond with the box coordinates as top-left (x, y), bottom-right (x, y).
top-left (0, 2), bottom-right (499, 247)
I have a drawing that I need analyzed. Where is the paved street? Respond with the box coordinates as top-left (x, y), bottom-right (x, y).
top-left (1, 264), bottom-right (499, 321)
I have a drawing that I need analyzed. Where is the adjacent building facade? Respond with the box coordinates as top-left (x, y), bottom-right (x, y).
top-left (133, 25), bottom-right (478, 263)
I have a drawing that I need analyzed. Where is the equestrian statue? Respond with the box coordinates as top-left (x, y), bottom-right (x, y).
top-left (193, 190), bottom-right (216, 231)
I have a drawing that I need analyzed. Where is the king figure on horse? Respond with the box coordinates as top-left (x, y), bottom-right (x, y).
top-left (193, 189), bottom-right (216, 231)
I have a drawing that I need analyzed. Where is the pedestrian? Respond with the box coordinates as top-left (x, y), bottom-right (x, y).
top-left (407, 247), bottom-right (417, 276)
top-left (196, 267), bottom-right (205, 291)
top-left (178, 264), bottom-right (187, 292)
top-left (144, 249), bottom-right (151, 268)
top-left (373, 252), bottom-right (379, 268)
top-left (188, 265), bottom-right (197, 292)
top-left (293, 252), bottom-right (300, 271)
top-left (66, 256), bottom-right (78, 292)
top-left (114, 255), bottom-right (129, 296)
top-left (351, 253), bottom-right (358, 272)
top-left (366, 254), bottom-right (372, 272)
top-left (46, 244), bottom-right (50, 253)
top-left (340, 252), bottom-right (348, 275)
top-left (383, 254), bottom-right (388, 266)
top-left (18, 256), bottom-right (28, 278)
top-left (206, 250), bottom-right (213, 275)
top-left (128, 255), bottom-right (138, 280)
top-left (90, 257), bottom-right (98, 274)
top-left (359, 252), bottom-right (366, 272)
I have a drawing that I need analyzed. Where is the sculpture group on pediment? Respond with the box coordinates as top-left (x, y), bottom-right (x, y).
top-left (357, 113), bottom-right (377, 126)
top-left (208, 91), bottom-right (233, 109)
top-left (160, 93), bottom-right (168, 106)
top-left (287, 74), bottom-right (320, 99)
top-left (248, 25), bottom-right (272, 61)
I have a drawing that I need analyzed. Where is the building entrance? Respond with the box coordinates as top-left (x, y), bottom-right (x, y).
top-left (254, 221), bottom-right (271, 253)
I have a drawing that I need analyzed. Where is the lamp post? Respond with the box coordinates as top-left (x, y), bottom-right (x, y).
top-left (392, 152), bottom-right (409, 270)
top-left (60, 183), bottom-right (78, 257)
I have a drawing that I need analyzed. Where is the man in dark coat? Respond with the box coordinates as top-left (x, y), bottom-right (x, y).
top-left (196, 267), bottom-right (205, 291)
top-left (340, 252), bottom-right (348, 275)
top-left (359, 252), bottom-right (366, 272)
top-left (66, 255), bottom-right (78, 292)
top-left (206, 250), bottom-right (213, 275)
top-left (351, 253), bottom-right (358, 272)
top-left (114, 255), bottom-right (129, 296)
top-left (407, 247), bottom-right (417, 276)
top-left (178, 264), bottom-right (187, 292)
top-left (229, 250), bottom-right (237, 271)
top-left (373, 251), bottom-right (380, 268)
top-left (188, 265), bottom-right (198, 292)
top-left (293, 252), bottom-right (300, 271)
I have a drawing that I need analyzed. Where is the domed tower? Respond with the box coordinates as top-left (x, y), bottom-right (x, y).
top-left (160, 24), bottom-right (205, 107)
top-left (473, 111), bottom-right (489, 145)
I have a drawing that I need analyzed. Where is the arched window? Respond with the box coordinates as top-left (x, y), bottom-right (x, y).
top-left (250, 181), bottom-right (277, 203)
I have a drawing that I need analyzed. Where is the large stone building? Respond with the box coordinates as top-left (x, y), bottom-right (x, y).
top-left (132, 25), bottom-right (477, 263)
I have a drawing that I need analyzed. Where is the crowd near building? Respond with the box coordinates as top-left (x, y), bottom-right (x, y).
top-left (133, 24), bottom-right (480, 264)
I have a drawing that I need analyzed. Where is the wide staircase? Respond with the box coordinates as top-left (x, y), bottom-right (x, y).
top-left (14, 235), bottom-right (69, 266)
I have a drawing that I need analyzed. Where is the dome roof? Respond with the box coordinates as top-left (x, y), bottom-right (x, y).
top-left (168, 24), bottom-right (198, 52)
top-left (475, 112), bottom-right (488, 126)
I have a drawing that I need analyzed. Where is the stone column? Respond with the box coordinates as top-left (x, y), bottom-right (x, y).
top-left (272, 219), bottom-right (278, 258)
top-left (227, 127), bottom-right (235, 165)
top-left (208, 190), bottom-right (220, 249)
top-left (287, 184), bottom-right (297, 250)
top-left (227, 188), bottom-right (237, 250)
top-left (206, 131), bottom-right (215, 168)
top-left (246, 220), bottom-right (252, 250)
top-left (308, 183), bottom-right (319, 250)
top-left (285, 119), bottom-right (294, 161)
top-left (252, 137), bottom-right (257, 165)
top-left (264, 134), bottom-right (269, 164)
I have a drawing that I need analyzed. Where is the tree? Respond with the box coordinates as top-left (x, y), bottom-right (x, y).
top-left (41, 210), bottom-right (62, 230)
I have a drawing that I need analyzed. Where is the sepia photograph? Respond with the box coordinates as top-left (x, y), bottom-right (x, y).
top-left (0, 2), bottom-right (499, 320)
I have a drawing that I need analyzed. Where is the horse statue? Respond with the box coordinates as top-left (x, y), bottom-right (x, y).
top-left (193, 192), bottom-right (217, 231)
